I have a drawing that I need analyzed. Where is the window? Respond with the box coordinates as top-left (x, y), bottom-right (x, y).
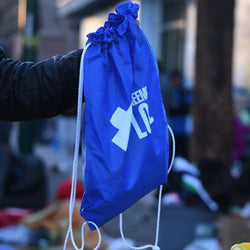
top-left (161, 0), bottom-right (185, 73)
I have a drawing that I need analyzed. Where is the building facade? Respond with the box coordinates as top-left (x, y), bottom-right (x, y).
top-left (56, 0), bottom-right (250, 93)
top-left (0, 0), bottom-right (249, 91)
top-left (56, 0), bottom-right (197, 89)
top-left (0, 0), bottom-right (19, 58)
top-left (0, 0), bottom-right (78, 60)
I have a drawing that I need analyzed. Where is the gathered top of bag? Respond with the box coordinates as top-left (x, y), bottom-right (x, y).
top-left (87, 1), bottom-right (139, 44)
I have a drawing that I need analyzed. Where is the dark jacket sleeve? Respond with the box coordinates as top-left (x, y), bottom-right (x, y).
top-left (0, 48), bottom-right (83, 121)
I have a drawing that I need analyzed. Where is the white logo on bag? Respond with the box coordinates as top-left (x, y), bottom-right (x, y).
top-left (110, 86), bottom-right (154, 151)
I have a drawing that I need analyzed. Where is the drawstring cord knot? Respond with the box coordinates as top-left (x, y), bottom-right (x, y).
top-left (152, 246), bottom-right (160, 250)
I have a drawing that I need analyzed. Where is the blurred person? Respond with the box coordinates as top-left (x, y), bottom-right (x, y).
top-left (0, 41), bottom-right (49, 210)
top-left (163, 71), bottom-right (192, 158)
top-left (232, 113), bottom-right (250, 162)
top-left (0, 127), bottom-right (47, 211)
top-left (158, 60), bottom-right (170, 112)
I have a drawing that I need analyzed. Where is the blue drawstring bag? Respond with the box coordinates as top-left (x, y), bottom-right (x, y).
top-left (80, 2), bottom-right (170, 230)
top-left (64, 2), bottom-right (176, 250)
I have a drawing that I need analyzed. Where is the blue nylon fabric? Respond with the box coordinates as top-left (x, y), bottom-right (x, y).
top-left (81, 1), bottom-right (169, 230)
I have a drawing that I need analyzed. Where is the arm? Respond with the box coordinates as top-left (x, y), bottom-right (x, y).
top-left (0, 47), bottom-right (83, 121)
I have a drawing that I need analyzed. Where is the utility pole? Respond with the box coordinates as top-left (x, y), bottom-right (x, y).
top-left (190, 0), bottom-right (235, 167)
top-left (18, 0), bottom-right (38, 153)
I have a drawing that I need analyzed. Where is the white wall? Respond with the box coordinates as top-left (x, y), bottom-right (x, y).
top-left (182, 0), bottom-right (197, 89)
top-left (79, 0), bottom-right (141, 48)
top-left (140, 0), bottom-right (162, 58)
top-left (233, 0), bottom-right (250, 89)
top-left (79, 10), bottom-right (112, 47)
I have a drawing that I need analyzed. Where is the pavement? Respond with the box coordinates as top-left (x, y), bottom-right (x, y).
top-left (34, 143), bottom-right (83, 202)
top-left (9, 130), bottom-right (218, 249)
top-left (31, 142), bottom-right (220, 250)
top-left (9, 123), bottom-right (162, 247)
top-left (34, 142), bottom-right (188, 247)
top-left (33, 142), bottom-right (159, 247)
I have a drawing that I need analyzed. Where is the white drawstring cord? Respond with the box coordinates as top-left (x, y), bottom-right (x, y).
top-left (167, 124), bottom-right (176, 175)
top-left (119, 125), bottom-right (175, 250)
top-left (120, 212), bottom-right (159, 250)
top-left (63, 43), bottom-right (102, 250)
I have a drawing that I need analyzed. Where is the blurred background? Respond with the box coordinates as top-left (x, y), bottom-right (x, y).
top-left (0, 0), bottom-right (250, 249)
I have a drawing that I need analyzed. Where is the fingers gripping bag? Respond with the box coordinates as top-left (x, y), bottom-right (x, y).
top-left (64, 2), bottom-right (175, 250)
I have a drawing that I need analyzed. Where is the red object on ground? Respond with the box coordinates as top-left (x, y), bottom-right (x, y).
top-left (56, 178), bottom-right (85, 201)
top-left (0, 208), bottom-right (32, 228)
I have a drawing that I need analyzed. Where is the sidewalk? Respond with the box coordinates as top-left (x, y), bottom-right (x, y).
top-left (34, 142), bottom-right (159, 247)
top-left (34, 143), bottom-right (83, 201)
top-left (34, 143), bottom-right (218, 249)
